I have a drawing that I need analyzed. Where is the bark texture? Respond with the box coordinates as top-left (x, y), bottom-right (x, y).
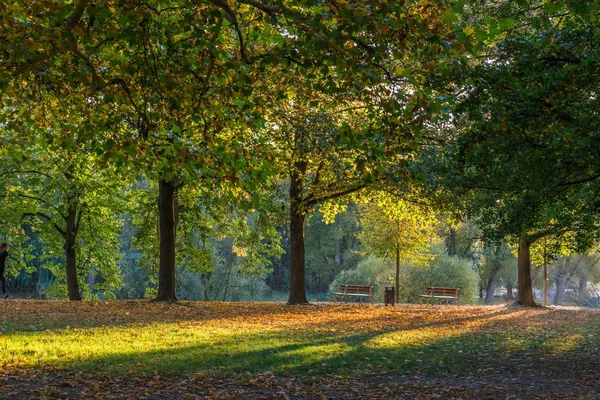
top-left (553, 271), bottom-right (569, 306)
top-left (485, 275), bottom-right (497, 305)
top-left (506, 282), bottom-right (515, 300)
top-left (288, 163), bottom-right (309, 305)
top-left (395, 244), bottom-right (400, 304)
top-left (65, 206), bottom-right (82, 301)
top-left (447, 227), bottom-right (456, 256)
top-left (517, 235), bottom-right (536, 306)
top-left (156, 178), bottom-right (179, 303)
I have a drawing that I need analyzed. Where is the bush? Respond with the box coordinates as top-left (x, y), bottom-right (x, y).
top-left (329, 257), bottom-right (394, 302)
top-left (330, 247), bottom-right (478, 304)
top-left (405, 251), bottom-right (478, 303)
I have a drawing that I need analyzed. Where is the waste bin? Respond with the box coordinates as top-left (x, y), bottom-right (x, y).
top-left (384, 286), bottom-right (395, 306)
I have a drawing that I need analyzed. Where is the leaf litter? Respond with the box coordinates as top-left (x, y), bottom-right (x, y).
top-left (0, 300), bottom-right (598, 399)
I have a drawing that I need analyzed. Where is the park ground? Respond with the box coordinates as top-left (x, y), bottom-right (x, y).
top-left (0, 301), bottom-right (599, 399)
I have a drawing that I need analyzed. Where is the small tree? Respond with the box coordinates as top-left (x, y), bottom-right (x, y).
top-left (358, 192), bottom-right (437, 303)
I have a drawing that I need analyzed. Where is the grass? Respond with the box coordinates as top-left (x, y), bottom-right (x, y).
top-left (1, 301), bottom-right (599, 379)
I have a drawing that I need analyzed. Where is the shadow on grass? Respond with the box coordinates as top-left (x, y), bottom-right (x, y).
top-left (0, 301), bottom-right (518, 334)
top-left (0, 300), bottom-right (330, 332)
top-left (3, 301), bottom-right (600, 386)
top-left (6, 307), bottom-right (596, 382)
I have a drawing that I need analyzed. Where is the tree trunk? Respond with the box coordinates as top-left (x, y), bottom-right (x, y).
top-left (395, 243), bottom-right (400, 303)
top-left (156, 178), bottom-right (179, 303)
top-left (578, 277), bottom-right (587, 294)
top-left (447, 227), bottom-right (456, 256)
top-left (201, 274), bottom-right (210, 301)
top-left (64, 206), bottom-right (82, 301)
top-left (485, 275), bottom-right (496, 305)
top-left (517, 235), bottom-right (536, 306)
top-left (288, 164), bottom-right (309, 305)
top-left (553, 271), bottom-right (569, 306)
top-left (288, 205), bottom-right (308, 304)
top-left (334, 238), bottom-right (342, 267)
top-left (506, 282), bottom-right (515, 300)
top-left (222, 262), bottom-right (234, 302)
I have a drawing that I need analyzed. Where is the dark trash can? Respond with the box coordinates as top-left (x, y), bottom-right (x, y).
top-left (384, 286), bottom-right (395, 306)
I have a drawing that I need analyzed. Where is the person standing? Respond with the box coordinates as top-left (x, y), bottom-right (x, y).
top-left (0, 243), bottom-right (9, 299)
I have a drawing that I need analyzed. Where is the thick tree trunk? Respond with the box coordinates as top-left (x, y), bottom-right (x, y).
top-left (506, 282), bottom-right (515, 300)
top-left (64, 206), bottom-right (82, 301)
top-left (288, 205), bottom-right (308, 304)
top-left (156, 178), bottom-right (179, 303)
top-left (553, 271), bottom-right (569, 305)
top-left (447, 227), bottom-right (456, 256)
top-left (485, 275), bottom-right (497, 305)
top-left (288, 163), bottom-right (309, 305)
top-left (517, 235), bottom-right (536, 306)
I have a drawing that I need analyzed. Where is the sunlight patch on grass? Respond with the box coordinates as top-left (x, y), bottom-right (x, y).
top-left (365, 327), bottom-right (455, 349)
top-left (1, 302), bottom-right (599, 378)
top-left (542, 333), bottom-right (584, 354)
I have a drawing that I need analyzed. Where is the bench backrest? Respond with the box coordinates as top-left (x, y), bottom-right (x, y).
top-left (425, 287), bottom-right (460, 296)
top-left (340, 284), bottom-right (373, 294)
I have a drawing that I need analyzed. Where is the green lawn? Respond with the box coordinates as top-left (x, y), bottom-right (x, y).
top-left (1, 301), bottom-right (599, 398)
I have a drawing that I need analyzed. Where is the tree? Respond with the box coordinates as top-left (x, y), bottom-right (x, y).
top-left (358, 192), bottom-right (437, 303)
top-left (267, 101), bottom-right (416, 304)
top-left (129, 177), bottom-right (282, 300)
top-left (429, 1), bottom-right (600, 306)
top-left (480, 242), bottom-right (513, 305)
top-left (0, 133), bottom-right (124, 300)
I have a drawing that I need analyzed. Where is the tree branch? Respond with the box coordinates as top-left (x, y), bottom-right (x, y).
top-left (12, 0), bottom-right (90, 77)
top-left (305, 184), bottom-right (367, 208)
top-left (209, 0), bottom-right (248, 62)
top-left (66, 0), bottom-right (91, 29)
top-left (555, 173), bottom-right (600, 187)
top-left (21, 212), bottom-right (66, 237)
top-left (236, 0), bottom-right (283, 15)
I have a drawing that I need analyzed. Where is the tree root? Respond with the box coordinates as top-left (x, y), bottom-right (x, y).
top-left (508, 300), bottom-right (549, 309)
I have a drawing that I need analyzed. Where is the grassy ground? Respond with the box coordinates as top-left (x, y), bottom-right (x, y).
top-left (1, 301), bottom-right (599, 399)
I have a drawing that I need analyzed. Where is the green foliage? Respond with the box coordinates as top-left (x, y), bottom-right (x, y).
top-left (358, 192), bottom-right (437, 265)
top-left (480, 243), bottom-right (515, 283)
top-left (329, 256), bottom-right (393, 301)
top-left (127, 177), bottom-right (282, 300)
top-left (0, 127), bottom-right (126, 299)
top-left (304, 207), bottom-right (362, 293)
top-left (330, 245), bottom-right (478, 303)
top-left (415, 246), bottom-right (478, 303)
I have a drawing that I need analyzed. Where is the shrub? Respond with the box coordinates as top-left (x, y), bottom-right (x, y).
top-left (330, 246), bottom-right (478, 303)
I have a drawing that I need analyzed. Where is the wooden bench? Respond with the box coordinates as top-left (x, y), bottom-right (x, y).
top-left (332, 284), bottom-right (374, 303)
top-left (418, 287), bottom-right (460, 305)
